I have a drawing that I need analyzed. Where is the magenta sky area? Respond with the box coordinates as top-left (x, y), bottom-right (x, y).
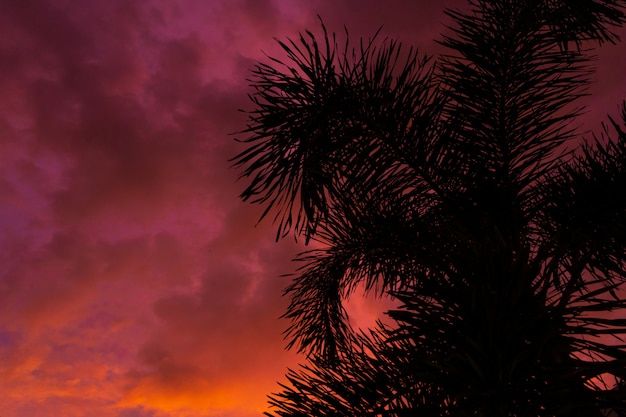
top-left (1, 1), bottom-right (625, 416)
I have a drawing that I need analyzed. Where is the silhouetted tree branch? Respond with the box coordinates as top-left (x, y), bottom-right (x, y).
top-left (232, 0), bottom-right (626, 415)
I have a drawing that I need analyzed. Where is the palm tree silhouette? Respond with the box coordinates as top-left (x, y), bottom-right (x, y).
top-left (233, 0), bottom-right (626, 415)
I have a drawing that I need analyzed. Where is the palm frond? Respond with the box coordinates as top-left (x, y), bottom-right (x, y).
top-left (281, 251), bottom-right (351, 365)
top-left (232, 19), bottom-right (440, 242)
top-left (533, 0), bottom-right (626, 47)
top-left (439, 0), bottom-right (592, 197)
top-left (535, 101), bottom-right (626, 292)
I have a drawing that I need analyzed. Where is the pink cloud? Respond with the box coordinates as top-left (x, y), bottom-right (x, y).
top-left (0, 1), bottom-right (312, 414)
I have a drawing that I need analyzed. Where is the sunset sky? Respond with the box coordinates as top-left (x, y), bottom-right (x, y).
top-left (1, 1), bottom-right (625, 416)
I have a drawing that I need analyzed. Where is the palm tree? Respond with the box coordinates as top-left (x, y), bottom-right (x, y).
top-left (232, 0), bottom-right (626, 415)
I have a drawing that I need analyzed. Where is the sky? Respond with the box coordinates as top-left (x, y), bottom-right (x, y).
top-left (0, 1), bottom-right (625, 417)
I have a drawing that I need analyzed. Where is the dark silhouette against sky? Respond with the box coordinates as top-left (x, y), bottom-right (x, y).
top-left (234, 1), bottom-right (626, 415)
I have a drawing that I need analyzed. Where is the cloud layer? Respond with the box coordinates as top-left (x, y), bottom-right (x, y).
top-left (0, 1), bottom-right (623, 416)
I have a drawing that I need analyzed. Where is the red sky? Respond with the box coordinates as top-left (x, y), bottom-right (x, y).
top-left (0, 1), bottom-right (624, 416)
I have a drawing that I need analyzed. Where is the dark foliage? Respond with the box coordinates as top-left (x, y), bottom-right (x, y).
top-left (232, 0), bottom-right (626, 415)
